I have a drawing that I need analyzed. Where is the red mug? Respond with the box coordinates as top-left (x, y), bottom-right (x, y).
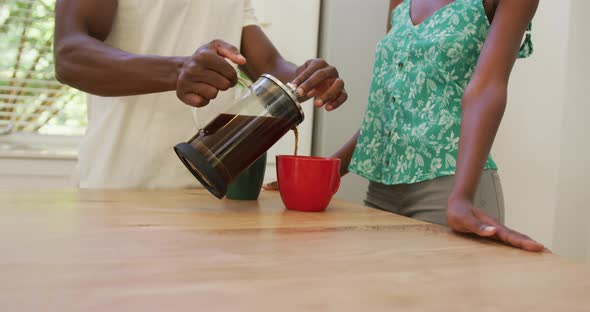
top-left (276, 155), bottom-right (341, 212)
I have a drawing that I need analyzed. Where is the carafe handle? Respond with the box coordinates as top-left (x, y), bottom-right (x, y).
top-left (237, 76), bottom-right (252, 89)
top-left (191, 74), bottom-right (252, 130)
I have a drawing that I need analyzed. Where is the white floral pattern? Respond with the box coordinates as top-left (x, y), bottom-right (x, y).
top-left (349, 0), bottom-right (532, 185)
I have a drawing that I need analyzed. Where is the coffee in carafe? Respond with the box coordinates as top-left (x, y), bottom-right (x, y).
top-left (174, 74), bottom-right (303, 199)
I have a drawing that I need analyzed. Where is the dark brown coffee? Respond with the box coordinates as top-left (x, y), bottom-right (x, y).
top-left (293, 127), bottom-right (299, 157)
top-left (188, 113), bottom-right (292, 183)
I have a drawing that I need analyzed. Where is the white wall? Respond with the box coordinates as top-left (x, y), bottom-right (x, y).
top-left (493, 0), bottom-right (573, 248)
top-left (551, 0), bottom-right (590, 262)
top-left (314, 0), bottom-right (389, 203)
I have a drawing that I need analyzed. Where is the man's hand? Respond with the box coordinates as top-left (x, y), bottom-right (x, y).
top-left (238, 26), bottom-right (347, 111)
top-left (447, 197), bottom-right (545, 252)
top-left (292, 59), bottom-right (347, 111)
top-left (177, 40), bottom-right (247, 107)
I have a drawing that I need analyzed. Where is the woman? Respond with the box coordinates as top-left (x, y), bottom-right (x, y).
top-left (270, 0), bottom-right (544, 252)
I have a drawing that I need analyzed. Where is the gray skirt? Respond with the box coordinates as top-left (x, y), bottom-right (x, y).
top-left (365, 170), bottom-right (505, 226)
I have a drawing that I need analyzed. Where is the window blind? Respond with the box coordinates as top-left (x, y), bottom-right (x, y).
top-left (1, 0), bottom-right (86, 135)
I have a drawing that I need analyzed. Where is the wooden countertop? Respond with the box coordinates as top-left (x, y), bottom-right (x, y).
top-left (1, 189), bottom-right (588, 311)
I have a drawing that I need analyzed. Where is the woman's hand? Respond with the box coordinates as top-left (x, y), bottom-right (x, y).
top-left (262, 181), bottom-right (278, 191)
top-left (446, 197), bottom-right (545, 252)
top-left (292, 59), bottom-right (348, 111)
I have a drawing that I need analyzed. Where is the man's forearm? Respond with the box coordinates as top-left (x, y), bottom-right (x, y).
top-left (266, 58), bottom-right (299, 84)
top-left (239, 52), bottom-right (297, 84)
top-left (239, 25), bottom-right (299, 84)
top-left (55, 34), bottom-right (187, 96)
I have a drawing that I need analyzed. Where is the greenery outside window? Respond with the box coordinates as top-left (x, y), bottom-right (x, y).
top-left (1, 0), bottom-right (86, 136)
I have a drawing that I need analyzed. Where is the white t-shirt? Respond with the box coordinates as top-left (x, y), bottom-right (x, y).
top-left (77, 0), bottom-right (258, 189)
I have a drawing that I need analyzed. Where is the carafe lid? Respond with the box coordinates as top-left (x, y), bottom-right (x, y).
top-left (261, 74), bottom-right (305, 122)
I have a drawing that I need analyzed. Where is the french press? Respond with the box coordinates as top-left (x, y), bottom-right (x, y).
top-left (174, 74), bottom-right (304, 199)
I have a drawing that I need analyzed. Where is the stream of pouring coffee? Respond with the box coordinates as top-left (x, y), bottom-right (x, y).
top-left (293, 128), bottom-right (299, 156)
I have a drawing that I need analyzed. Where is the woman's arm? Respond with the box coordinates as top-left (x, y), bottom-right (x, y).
top-left (330, 130), bottom-right (360, 176)
top-left (447, 0), bottom-right (544, 252)
top-left (262, 129), bottom-right (359, 190)
top-left (387, 0), bottom-right (404, 32)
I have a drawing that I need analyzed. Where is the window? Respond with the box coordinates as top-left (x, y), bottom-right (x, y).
top-left (1, 0), bottom-right (86, 136)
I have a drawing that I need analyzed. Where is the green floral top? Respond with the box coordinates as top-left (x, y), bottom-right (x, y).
top-left (349, 0), bottom-right (532, 185)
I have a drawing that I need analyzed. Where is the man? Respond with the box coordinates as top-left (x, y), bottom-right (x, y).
top-left (54, 0), bottom-right (347, 189)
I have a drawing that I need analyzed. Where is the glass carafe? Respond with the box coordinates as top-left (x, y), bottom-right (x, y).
top-left (174, 74), bottom-right (304, 199)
